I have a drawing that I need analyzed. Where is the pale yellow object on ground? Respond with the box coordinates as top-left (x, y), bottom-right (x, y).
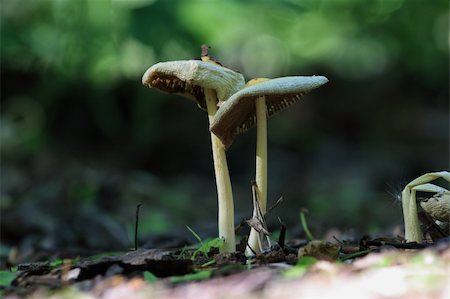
top-left (401, 171), bottom-right (450, 242)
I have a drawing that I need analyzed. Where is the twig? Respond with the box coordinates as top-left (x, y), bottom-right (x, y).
top-left (265, 196), bottom-right (284, 216)
top-left (251, 181), bottom-right (265, 221)
top-left (333, 236), bottom-right (344, 245)
top-left (278, 217), bottom-right (286, 249)
top-left (251, 183), bottom-right (272, 248)
top-left (135, 202), bottom-right (143, 251)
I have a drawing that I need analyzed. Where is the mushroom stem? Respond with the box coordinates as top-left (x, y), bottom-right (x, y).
top-left (246, 96), bottom-right (268, 255)
top-left (408, 189), bottom-right (422, 242)
top-left (205, 88), bottom-right (236, 253)
top-left (402, 187), bottom-right (422, 242)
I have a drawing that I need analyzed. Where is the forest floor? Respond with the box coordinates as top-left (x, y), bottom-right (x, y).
top-left (2, 162), bottom-right (449, 298)
top-left (2, 233), bottom-right (449, 299)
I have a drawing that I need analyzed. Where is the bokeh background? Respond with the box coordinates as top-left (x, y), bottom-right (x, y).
top-left (1, 0), bottom-right (449, 257)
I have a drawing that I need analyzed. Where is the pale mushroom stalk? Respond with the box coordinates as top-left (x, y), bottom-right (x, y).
top-left (205, 88), bottom-right (236, 253)
top-left (255, 96), bottom-right (268, 213)
top-left (247, 96), bottom-right (268, 253)
top-left (401, 171), bottom-right (450, 242)
top-left (210, 76), bottom-right (329, 256)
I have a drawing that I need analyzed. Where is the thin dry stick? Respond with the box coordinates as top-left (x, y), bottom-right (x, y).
top-left (251, 181), bottom-right (271, 249)
top-left (277, 217), bottom-right (286, 249)
top-left (266, 196), bottom-right (284, 216)
top-left (135, 202), bottom-right (143, 250)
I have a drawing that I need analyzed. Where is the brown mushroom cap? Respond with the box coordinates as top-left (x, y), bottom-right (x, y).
top-left (142, 60), bottom-right (245, 110)
top-left (210, 76), bottom-right (329, 148)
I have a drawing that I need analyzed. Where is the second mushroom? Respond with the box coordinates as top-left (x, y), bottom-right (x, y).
top-left (210, 76), bottom-right (329, 255)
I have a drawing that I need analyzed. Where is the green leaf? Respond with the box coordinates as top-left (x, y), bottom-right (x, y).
top-left (0, 271), bottom-right (16, 287)
top-left (50, 259), bottom-right (64, 268)
top-left (185, 226), bottom-right (224, 260)
top-left (186, 225), bottom-right (203, 243)
top-left (200, 259), bottom-right (216, 267)
top-left (197, 238), bottom-right (224, 254)
top-left (193, 238), bottom-right (224, 260)
top-left (300, 209), bottom-right (315, 241)
top-left (177, 246), bottom-right (188, 260)
top-left (170, 270), bottom-right (212, 283)
top-left (283, 256), bottom-right (317, 279)
top-left (143, 271), bottom-right (158, 283)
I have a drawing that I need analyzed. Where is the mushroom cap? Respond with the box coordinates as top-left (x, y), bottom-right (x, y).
top-left (142, 60), bottom-right (245, 110)
top-left (210, 76), bottom-right (329, 148)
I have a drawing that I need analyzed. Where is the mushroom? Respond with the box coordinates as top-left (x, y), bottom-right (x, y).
top-left (210, 75), bottom-right (329, 254)
top-left (401, 171), bottom-right (450, 242)
top-left (142, 48), bottom-right (245, 252)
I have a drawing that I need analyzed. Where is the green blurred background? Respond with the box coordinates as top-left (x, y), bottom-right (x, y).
top-left (1, 0), bottom-right (448, 255)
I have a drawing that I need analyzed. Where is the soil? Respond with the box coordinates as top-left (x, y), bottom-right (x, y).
top-left (2, 234), bottom-right (449, 299)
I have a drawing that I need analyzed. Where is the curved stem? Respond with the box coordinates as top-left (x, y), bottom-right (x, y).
top-left (205, 88), bottom-right (236, 253)
top-left (402, 186), bottom-right (423, 242)
top-left (246, 96), bottom-right (268, 255)
top-left (401, 187), bottom-right (411, 240)
top-left (408, 190), bottom-right (422, 242)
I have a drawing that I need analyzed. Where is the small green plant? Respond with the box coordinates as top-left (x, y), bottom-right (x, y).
top-left (186, 225), bottom-right (224, 260)
top-left (177, 245), bottom-right (188, 260)
top-left (143, 271), bottom-right (158, 283)
top-left (300, 209), bottom-right (315, 241)
top-left (283, 256), bottom-right (317, 278)
top-left (170, 270), bottom-right (212, 283)
top-left (200, 259), bottom-right (216, 267)
top-left (49, 259), bottom-right (64, 268)
top-left (0, 271), bottom-right (16, 287)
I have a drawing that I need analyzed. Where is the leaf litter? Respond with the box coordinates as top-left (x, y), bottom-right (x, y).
top-left (2, 192), bottom-right (450, 299)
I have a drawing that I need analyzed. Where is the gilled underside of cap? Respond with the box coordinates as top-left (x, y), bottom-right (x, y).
top-left (237, 92), bottom-right (307, 134)
top-left (211, 92), bottom-right (306, 149)
top-left (144, 72), bottom-right (206, 110)
top-left (142, 60), bottom-right (245, 110)
top-left (211, 75), bottom-right (328, 149)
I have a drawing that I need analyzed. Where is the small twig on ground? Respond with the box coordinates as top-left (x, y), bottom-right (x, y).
top-left (278, 217), bottom-right (286, 249)
top-left (250, 181), bottom-right (271, 250)
top-left (135, 202), bottom-right (143, 250)
top-left (333, 236), bottom-right (343, 245)
top-left (265, 196), bottom-right (284, 216)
